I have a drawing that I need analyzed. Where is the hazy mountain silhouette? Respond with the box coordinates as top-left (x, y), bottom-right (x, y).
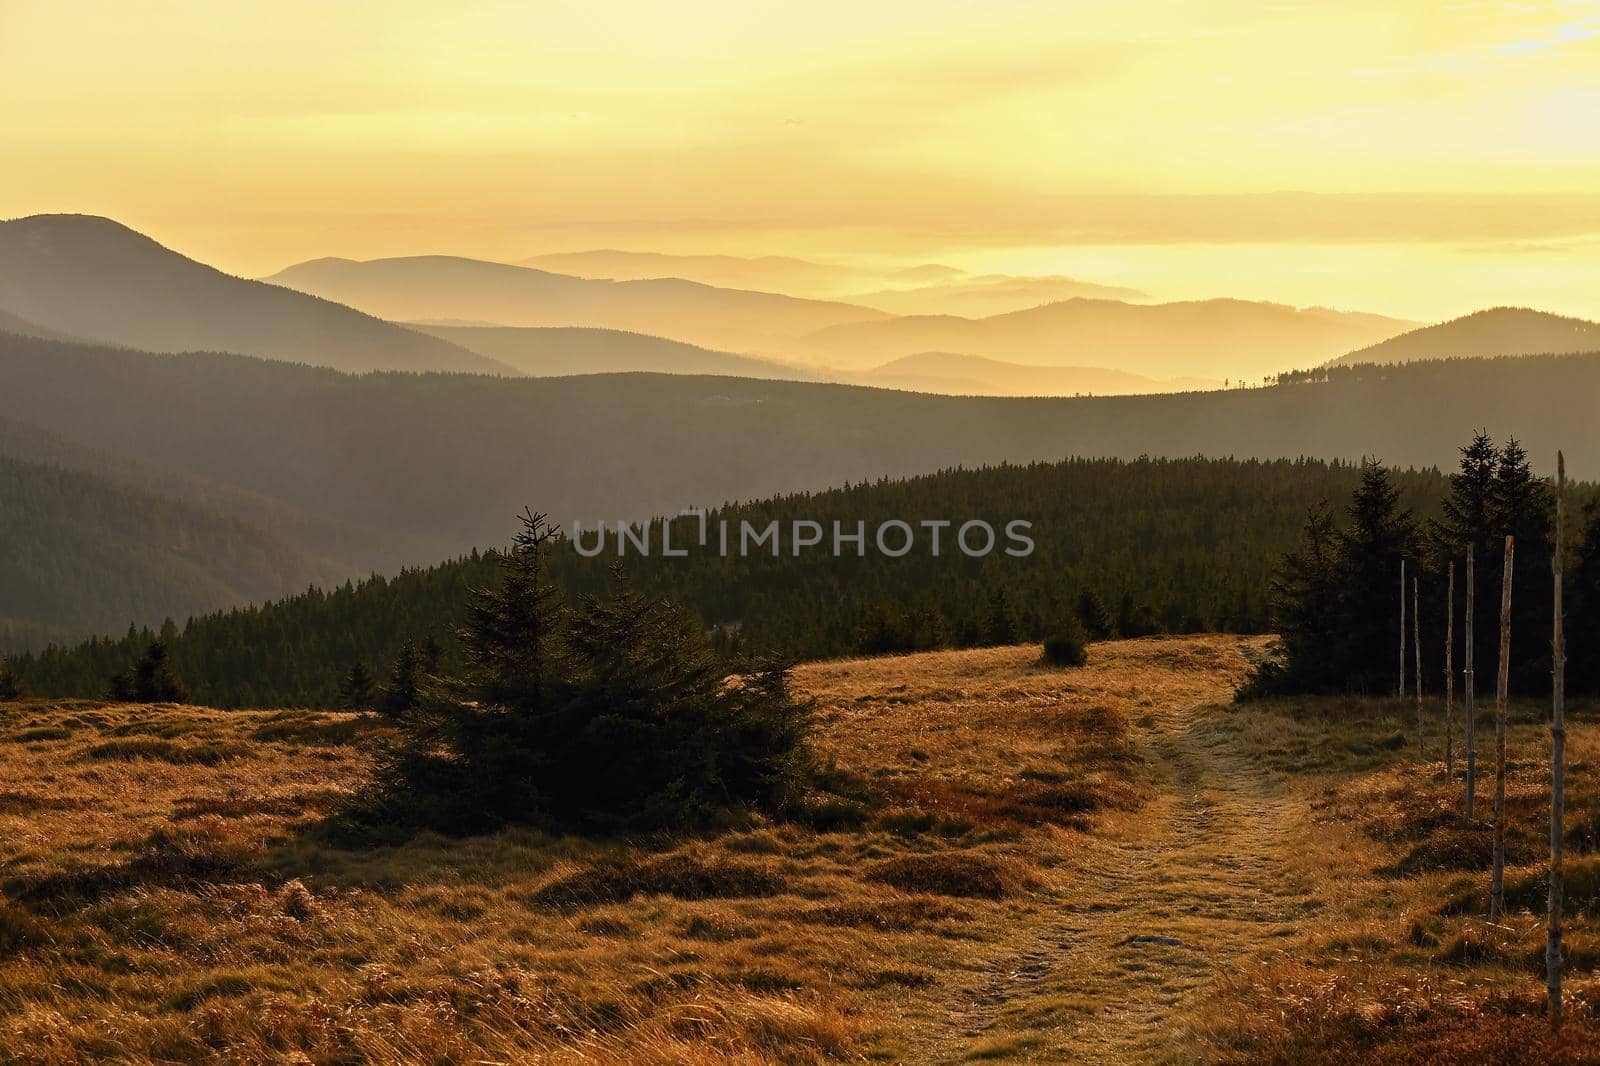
top-left (414, 323), bottom-right (820, 380)
top-left (518, 250), bottom-right (1139, 316)
top-left (858, 352), bottom-right (1214, 396)
top-left (3, 332), bottom-right (1596, 581)
top-left (1327, 307), bottom-right (1600, 366)
top-left (800, 298), bottom-right (1416, 379)
top-left (848, 275), bottom-right (1147, 317)
top-left (0, 215), bottom-right (512, 374)
top-left (0, 307), bottom-right (76, 342)
top-left (519, 249), bottom-right (859, 295)
top-left (418, 325), bottom-right (1206, 395)
top-left (264, 255), bottom-right (890, 354)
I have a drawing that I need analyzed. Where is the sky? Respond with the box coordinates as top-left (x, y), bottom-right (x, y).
top-left (3, 0), bottom-right (1600, 320)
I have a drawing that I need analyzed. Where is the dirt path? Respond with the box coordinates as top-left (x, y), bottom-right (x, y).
top-left (925, 688), bottom-right (1311, 1063)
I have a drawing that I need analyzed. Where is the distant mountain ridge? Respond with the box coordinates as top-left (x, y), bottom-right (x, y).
top-left (845, 274), bottom-right (1148, 317)
top-left (264, 254), bottom-right (891, 355)
top-left (5, 330), bottom-right (1600, 650)
top-left (1327, 307), bottom-right (1600, 367)
top-left (520, 248), bottom-right (1145, 315)
top-left (0, 215), bottom-right (513, 375)
top-left (858, 352), bottom-right (1214, 396)
top-left (798, 297), bottom-right (1417, 379)
top-left (413, 323), bottom-right (820, 380)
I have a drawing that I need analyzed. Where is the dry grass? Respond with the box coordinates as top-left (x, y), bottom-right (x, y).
top-left (0, 637), bottom-right (1246, 1064)
top-left (1189, 691), bottom-right (1600, 1064)
top-left (17, 638), bottom-right (1583, 1064)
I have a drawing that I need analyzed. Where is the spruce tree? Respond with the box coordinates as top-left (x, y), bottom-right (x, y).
top-left (110, 641), bottom-right (187, 703)
top-left (1492, 438), bottom-right (1554, 692)
top-left (1431, 431), bottom-right (1499, 698)
top-left (1336, 460), bottom-right (1417, 694)
top-left (379, 641), bottom-right (422, 716)
top-left (1569, 501), bottom-right (1600, 695)
top-left (338, 662), bottom-right (376, 710)
top-left (1077, 588), bottom-right (1114, 641)
top-left (1258, 501), bottom-right (1342, 693)
top-left (0, 657), bottom-right (23, 701)
top-left (986, 588), bottom-right (1019, 646)
top-left (364, 510), bottom-right (814, 834)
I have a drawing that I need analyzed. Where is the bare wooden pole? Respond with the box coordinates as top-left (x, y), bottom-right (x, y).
top-left (1491, 534), bottom-right (1513, 920)
top-left (1446, 559), bottom-right (1455, 779)
top-left (1414, 575), bottom-right (1423, 757)
top-left (1466, 545), bottom-right (1477, 819)
top-left (1400, 558), bottom-right (1408, 699)
top-left (1549, 451), bottom-right (1567, 1024)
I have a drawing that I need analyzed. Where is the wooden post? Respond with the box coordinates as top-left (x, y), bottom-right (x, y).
top-left (1414, 575), bottom-right (1423, 757)
top-left (1549, 452), bottom-right (1567, 1024)
top-left (1446, 559), bottom-right (1455, 779)
top-left (1466, 545), bottom-right (1476, 819)
top-left (1400, 558), bottom-right (1408, 699)
top-left (1491, 534), bottom-right (1513, 920)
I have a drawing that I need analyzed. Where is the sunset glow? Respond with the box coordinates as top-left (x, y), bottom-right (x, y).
top-left (4, 1), bottom-right (1600, 317)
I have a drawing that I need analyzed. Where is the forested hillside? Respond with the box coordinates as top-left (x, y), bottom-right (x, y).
top-left (5, 332), bottom-right (1598, 651)
top-left (0, 455), bottom-right (349, 652)
top-left (12, 456), bottom-right (1461, 707)
top-left (1328, 307), bottom-right (1600, 367)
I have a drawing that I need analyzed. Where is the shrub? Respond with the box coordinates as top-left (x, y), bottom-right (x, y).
top-left (108, 641), bottom-right (187, 704)
top-left (337, 662), bottom-right (375, 711)
top-left (364, 511), bottom-right (816, 834)
top-left (0, 658), bottom-right (23, 701)
top-left (1039, 617), bottom-right (1088, 667)
top-left (376, 642), bottom-right (421, 716)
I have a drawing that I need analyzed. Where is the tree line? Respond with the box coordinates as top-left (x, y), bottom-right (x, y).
top-left (9, 455), bottom-right (1470, 708)
top-left (1255, 433), bottom-right (1600, 698)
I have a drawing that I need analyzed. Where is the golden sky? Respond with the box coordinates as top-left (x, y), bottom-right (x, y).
top-left (3, 0), bottom-right (1600, 318)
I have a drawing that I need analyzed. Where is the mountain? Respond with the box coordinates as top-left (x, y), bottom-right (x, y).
top-left (0, 307), bottom-right (74, 342)
top-left (264, 255), bottom-right (890, 354)
top-left (416, 327), bottom-right (1205, 395)
top-left (413, 324), bottom-right (819, 380)
top-left (3, 331), bottom-right (1597, 559)
top-left (0, 451), bottom-right (349, 653)
top-left (519, 250), bottom-right (860, 296)
top-left (1328, 307), bottom-right (1600, 367)
top-left (858, 352), bottom-right (1213, 396)
top-left (4, 329), bottom-right (1598, 648)
top-left (0, 215), bottom-right (512, 374)
top-left (847, 275), bottom-right (1147, 318)
top-left (13, 455), bottom-right (1459, 706)
top-left (517, 251), bottom-right (1140, 317)
top-left (799, 298), bottom-right (1416, 379)
top-left (0, 409), bottom-right (426, 574)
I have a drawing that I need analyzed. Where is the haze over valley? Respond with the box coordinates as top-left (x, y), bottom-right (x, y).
top-left (6, 3), bottom-right (1600, 1060)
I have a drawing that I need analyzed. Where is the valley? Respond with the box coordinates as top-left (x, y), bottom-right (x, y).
top-left (5, 4), bottom-right (1599, 1060)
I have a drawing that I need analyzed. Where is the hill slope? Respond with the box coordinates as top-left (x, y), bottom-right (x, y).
top-left (0, 453), bottom-right (348, 653)
top-left (12, 456), bottom-right (1455, 705)
top-left (2, 331), bottom-right (1597, 576)
top-left (1328, 306), bottom-right (1600, 366)
top-left (264, 255), bottom-right (890, 354)
top-left (0, 215), bottom-right (511, 374)
top-left (859, 352), bottom-right (1212, 395)
top-left (800, 298), bottom-right (1415, 379)
top-left (519, 249), bottom-right (858, 296)
top-left (413, 323), bottom-right (819, 380)
top-left (519, 249), bottom-right (1143, 314)
top-left (846, 274), bottom-right (1147, 317)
